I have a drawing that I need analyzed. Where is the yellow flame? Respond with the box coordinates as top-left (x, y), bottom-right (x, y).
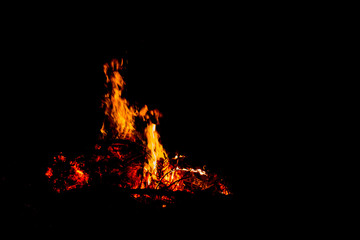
top-left (101, 59), bottom-right (137, 140)
top-left (144, 123), bottom-right (168, 184)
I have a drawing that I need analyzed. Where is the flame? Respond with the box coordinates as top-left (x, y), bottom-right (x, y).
top-left (100, 59), bottom-right (137, 140)
top-left (69, 161), bottom-right (89, 188)
top-left (46, 153), bottom-right (90, 192)
top-left (175, 167), bottom-right (207, 176)
top-left (144, 123), bottom-right (168, 180)
top-left (46, 58), bottom-right (231, 198)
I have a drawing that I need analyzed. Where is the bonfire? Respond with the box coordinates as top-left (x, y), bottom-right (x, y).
top-left (46, 59), bottom-right (230, 205)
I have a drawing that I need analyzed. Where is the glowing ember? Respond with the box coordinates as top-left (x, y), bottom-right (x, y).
top-left (45, 167), bottom-right (53, 178)
top-left (46, 59), bottom-right (231, 200)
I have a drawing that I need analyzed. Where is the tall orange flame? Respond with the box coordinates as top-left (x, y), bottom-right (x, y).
top-left (100, 59), bottom-right (137, 140)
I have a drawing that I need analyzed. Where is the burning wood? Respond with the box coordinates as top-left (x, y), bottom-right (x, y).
top-left (46, 59), bottom-right (230, 204)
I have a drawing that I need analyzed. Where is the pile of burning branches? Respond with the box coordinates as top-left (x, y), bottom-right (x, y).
top-left (46, 59), bottom-right (230, 205)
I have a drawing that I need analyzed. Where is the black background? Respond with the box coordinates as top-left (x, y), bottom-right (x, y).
top-left (1, 10), bottom-right (305, 232)
top-left (7, 31), bottom-right (248, 188)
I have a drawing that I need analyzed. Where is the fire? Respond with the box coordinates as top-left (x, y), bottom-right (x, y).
top-left (46, 153), bottom-right (90, 192)
top-left (100, 58), bottom-right (137, 141)
top-left (46, 59), bottom-right (231, 199)
top-left (45, 167), bottom-right (53, 178)
top-left (100, 59), bottom-right (170, 188)
top-left (175, 167), bottom-right (207, 176)
top-left (68, 161), bottom-right (89, 188)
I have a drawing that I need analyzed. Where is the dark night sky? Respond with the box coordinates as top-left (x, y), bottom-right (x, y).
top-left (0, 7), bottom-right (317, 232)
top-left (3, 14), bottom-right (297, 206)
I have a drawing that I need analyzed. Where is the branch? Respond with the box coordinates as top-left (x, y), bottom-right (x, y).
top-left (165, 174), bottom-right (192, 191)
top-left (155, 169), bottom-right (176, 189)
